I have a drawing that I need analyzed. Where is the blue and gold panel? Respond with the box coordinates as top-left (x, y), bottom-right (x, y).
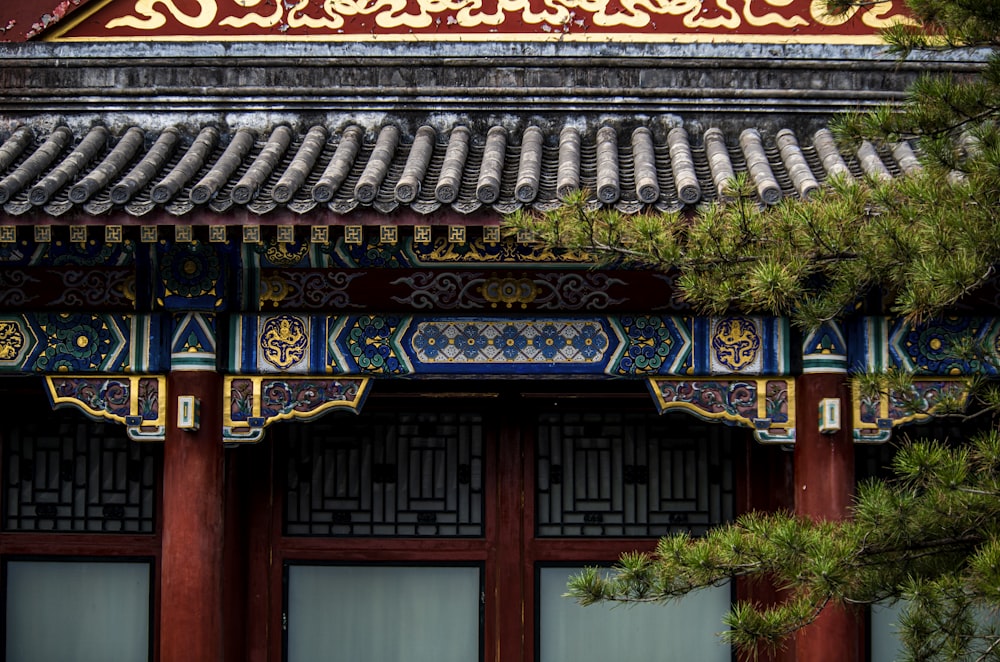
top-left (156, 239), bottom-right (232, 311)
top-left (852, 377), bottom-right (968, 443)
top-left (608, 316), bottom-right (692, 375)
top-left (850, 316), bottom-right (1000, 376)
top-left (693, 316), bottom-right (789, 376)
top-left (0, 313), bottom-right (163, 373)
top-left (230, 314), bottom-right (329, 374)
top-left (0, 316), bottom-right (38, 368)
top-left (802, 321), bottom-right (848, 374)
top-left (45, 375), bottom-right (167, 441)
top-left (404, 319), bottom-right (612, 373)
top-left (329, 315), bottom-right (413, 375)
top-left (890, 317), bottom-right (1000, 375)
top-left (258, 314), bottom-right (311, 373)
top-left (648, 377), bottom-right (795, 444)
top-left (227, 314), bottom-right (793, 378)
top-left (223, 376), bottom-right (371, 443)
top-left (170, 312), bottom-right (217, 372)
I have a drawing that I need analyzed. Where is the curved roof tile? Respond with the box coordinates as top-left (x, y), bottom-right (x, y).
top-left (0, 120), bottom-right (918, 222)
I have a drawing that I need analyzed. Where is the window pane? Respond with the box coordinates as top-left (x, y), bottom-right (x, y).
top-left (871, 601), bottom-right (998, 661)
top-left (538, 567), bottom-right (730, 662)
top-left (287, 564), bottom-right (481, 662)
top-left (871, 601), bottom-right (905, 662)
top-left (5, 560), bottom-right (150, 662)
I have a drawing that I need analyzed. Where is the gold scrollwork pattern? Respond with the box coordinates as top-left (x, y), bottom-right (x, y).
top-left (260, 315), bottom-right (309, 370)
top-left (90, 0), bottom-right (909, 39)
top-left (0, 321), bottom-right (25, 360)
top-left (712, 317), bottom-right (761, 372)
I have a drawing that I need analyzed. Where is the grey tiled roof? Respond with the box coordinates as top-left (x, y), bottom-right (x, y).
top-left (0, 122), bottom-right (919, 222)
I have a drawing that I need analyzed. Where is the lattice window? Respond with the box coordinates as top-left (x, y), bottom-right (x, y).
top-left (536, 412), bottom-right (734, 537)
top-left (285, 411), bottom-right (484, 536)
top-left (3, 421), bottom-right (159, 533)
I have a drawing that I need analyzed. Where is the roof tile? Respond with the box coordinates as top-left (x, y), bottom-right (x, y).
top-left (0, 120), bottom-right (920, 223)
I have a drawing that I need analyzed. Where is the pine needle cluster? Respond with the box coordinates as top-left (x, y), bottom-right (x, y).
top-left (510, 0), bottom-right (1000, 653)
top-left (566, 432), bottom-right (1000, 659)
top-left (503, 0), bottom-right (1000, 328)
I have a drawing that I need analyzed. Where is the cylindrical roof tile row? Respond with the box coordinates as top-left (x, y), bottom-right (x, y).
top-left (0, 122), bottom-right (913, 220)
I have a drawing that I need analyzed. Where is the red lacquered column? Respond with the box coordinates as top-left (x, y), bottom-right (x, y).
top-left (793, 325), bottom-right (861, 662)
top-left (160, 314), bottom-right (225, 662)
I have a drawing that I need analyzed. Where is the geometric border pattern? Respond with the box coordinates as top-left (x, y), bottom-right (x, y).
top-left (0, 313), bottom-right (162, 373)
top-left (170, 312), bottom-right (217, 371)
top-left (229, 314), bottom-right (792, 378)
top-left (802, 320), bottom-right (848, 374)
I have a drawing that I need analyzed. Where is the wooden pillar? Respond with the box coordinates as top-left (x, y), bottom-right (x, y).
top-left (160, 314), bottom-right (225, 662)
top-left (736, 433), bottom-right (795, 662)
top-left (793, 323), bottom-right (861, 662)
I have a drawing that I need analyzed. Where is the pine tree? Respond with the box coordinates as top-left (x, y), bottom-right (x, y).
top-left (508, 0), bottom-right (1000, 656)
top-left (566, 431), bottom-right (1000, 659)
top-left (505, 0), bottom-right (1000, 328)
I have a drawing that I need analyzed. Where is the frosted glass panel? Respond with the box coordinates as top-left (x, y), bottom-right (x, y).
top-left (871, 601), bottom-right (906, 662)
top-left (5, 560), bottom-right (150, 662)
top-left (287, 564), bottom-right (480, 662)
top-left (539, 567), bottom-right (730, 662)
top-left (871, 601), bottom-right (998, 661)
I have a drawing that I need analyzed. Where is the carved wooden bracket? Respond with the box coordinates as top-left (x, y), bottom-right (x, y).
top-left (647, 377), bottom-right (795, 444)
top-left (223, 376), bottom-right (372, 444)
top-left (852, 378), bottom-right (969, 444)
top-left (45, 375), bottom-right (167, 441)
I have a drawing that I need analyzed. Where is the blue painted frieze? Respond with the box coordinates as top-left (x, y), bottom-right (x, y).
top-left (228, 314), bottom-right (789, 378)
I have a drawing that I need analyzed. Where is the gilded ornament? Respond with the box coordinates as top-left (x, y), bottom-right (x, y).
top-left (481, 276), bottom-right (538, 308)
top-left (259, 275), bottom-right (291, 306)
top-left (712, 317), bottom-right (761, 371)
top-left (260, 315), bottom-right (309, 369)
top-left (118, 275), bottom-right (138, 304)
top-left (0, 321), bottom-right (25, 360)
top-left (263, 238), bottom-right (309, 267)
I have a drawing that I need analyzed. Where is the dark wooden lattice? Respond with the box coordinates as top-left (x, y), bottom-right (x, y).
top-left (535, 412), bottom-right (735, 537)
top-left (3, 421), bottom-right (158, 533)
top-left (285, 411), bottom-right (484, 536)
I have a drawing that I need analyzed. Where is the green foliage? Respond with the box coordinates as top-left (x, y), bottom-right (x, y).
top-left (565, 434), bottom-right (1000, 659)
top-left (506, 164), bottom-right (1000, 327)
top-left (533, 0), bottom-right (1000, 654)
top-left (503, 0), bottom-right (1000, 328)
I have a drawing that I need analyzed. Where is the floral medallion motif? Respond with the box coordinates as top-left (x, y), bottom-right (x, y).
top-left (481, 276), bottom-right (538, 308)
top-left (347, 316), bottom-right (405, 374)
top-left (35, 313), bottom-right (118, 372)
top-left (159, 241), bottom-right (223, 306)
top-left (260, 315), bottom-right (308, 370)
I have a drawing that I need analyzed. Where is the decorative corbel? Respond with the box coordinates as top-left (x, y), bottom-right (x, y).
top-left (224, 375), bottom-right (371, 444)
top-left (45, 375), bottom-right (167, 441)
top-left (852, 377), bottom-right (969, 444)
top-left (647, 377), bottom-right (795, 444)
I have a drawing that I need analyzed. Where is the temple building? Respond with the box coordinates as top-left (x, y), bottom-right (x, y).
top-left (0, 1), bottom-right (987, 660)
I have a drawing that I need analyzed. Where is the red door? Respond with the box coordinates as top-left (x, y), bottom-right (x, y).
top-left (235, 384), bottom-right (777, 662)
